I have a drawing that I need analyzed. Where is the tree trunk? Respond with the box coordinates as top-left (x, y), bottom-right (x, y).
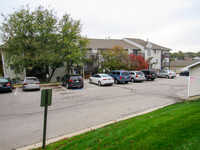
top-left (48, 67), bottom-right (57, 82)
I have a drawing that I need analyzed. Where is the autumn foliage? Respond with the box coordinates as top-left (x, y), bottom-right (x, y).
top-left (129, 54), bottom-right (149, 70)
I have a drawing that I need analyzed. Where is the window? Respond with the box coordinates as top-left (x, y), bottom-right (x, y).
top-left (10, 64), bottom-right (15, 70)
top-left (154, 50), bottom-right (156, 54)
top-left (117, 72), bottom-right (120, 75)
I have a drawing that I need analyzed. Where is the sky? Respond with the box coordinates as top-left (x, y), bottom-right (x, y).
top-left (0, 0), bottom-right (200, 52)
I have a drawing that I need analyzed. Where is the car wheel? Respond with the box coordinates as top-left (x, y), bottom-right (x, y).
top-left (165, 75), bottom-right (169, 79)
top-left (61, 81), bottom-right (64, 86)
top-left (114, 79), bottom-right (117, 84)
top-left (66, 84), bottom-right (70, 89)
top-left (151, 79), bottom-right (155, 81)
top-left (98, 81), bottom-right (102, 86)
top-left (131, 78), bottom-right (134, 82)
top-left (125, 81), bottom-right (128, 84)
top-left (146, 77), bottom-right (149, 81)
top-left (9, 87), bottom-right (12, 92)
top-left (89, 79), bottom-right (92, 84)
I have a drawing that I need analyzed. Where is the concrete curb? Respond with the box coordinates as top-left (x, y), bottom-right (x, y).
top-left (14, 83), bottom-right (61, 88)
top-left (16, 101), bottom-right (175, 150)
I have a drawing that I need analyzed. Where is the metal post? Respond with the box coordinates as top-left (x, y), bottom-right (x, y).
top-left (42, 90), bottom-right (48, 149)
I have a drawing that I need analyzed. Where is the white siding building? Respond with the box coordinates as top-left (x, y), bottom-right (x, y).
top-left (186, 61), bottom-right (200, 98)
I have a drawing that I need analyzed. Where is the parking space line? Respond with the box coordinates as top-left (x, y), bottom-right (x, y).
top-left (58, 85), bottom-right (70, 92)
top-left (14, 87), bottom-right (18, 96)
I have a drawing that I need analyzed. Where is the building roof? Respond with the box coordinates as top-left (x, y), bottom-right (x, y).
top-left (170, 60), bottom-right (200, 67)
top-left (186, 61), bottom-right (200, 69)
top-left (124, 38), bottom-right (171, 50)
top-left (88, 38), bottom-right (140, 49)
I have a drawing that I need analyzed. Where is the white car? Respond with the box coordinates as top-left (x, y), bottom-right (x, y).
top-left (22, 77), bottom-right (40, 91)
top-left (89, 74), bottom-right (114, 86)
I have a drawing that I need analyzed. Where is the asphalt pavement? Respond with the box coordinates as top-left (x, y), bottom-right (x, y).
top-left (0, 76), bottom-right (188, 150)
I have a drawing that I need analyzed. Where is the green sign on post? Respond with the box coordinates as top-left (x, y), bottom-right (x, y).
top-left (41, 89), bottom-right (52, 149)
top-left (41, 89), bottom-right (52, 107)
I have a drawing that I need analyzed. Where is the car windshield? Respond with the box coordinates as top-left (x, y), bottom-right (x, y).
top-left (0, 78), bottom-right (8, 82)
top-left (122, 72), bottom-right (129, 75)
top-left (70, 76), bottom-right (82, 80)
top-left (101, 75), bottom-right (110, 78)
top-left (136, 72), bottom-right (144, 75)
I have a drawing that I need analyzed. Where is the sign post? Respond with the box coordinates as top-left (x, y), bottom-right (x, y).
top-left (41, 89), bottom-right (52, 149)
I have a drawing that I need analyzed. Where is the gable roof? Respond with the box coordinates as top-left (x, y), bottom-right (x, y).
top-left (124, 38), bottom-right (171, 50)
top-left (88, 38), bottom-right (140, 49)
top-left (170, 60), bottom-right (200, 67)
top-left (186, 61), bottom-right (200, 69)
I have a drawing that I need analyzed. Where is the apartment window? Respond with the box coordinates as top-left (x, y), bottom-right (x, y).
top-left (147, 50), bottom-right (151, 56)
top-left (154, 50), bottom-right (156, 54)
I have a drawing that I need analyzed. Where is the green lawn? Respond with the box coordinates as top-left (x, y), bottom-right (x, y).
top-left (36, 99), bottom-right (200, 150)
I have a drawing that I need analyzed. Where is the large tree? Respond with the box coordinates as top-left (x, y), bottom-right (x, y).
top-left (0, 6), bottom-right (88, 81)
top-left (100, 46), bottom-right (129, 72)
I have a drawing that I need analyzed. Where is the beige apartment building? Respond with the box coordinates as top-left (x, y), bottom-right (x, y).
top-left (2, 38), bottom-right (171, 82)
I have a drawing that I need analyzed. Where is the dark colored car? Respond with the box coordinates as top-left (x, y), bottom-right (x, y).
top-left (141, 69), bottom-right (157, 81)
top-left (0, 78), bottom-right (13, 92)
top-left (109, 70), bottom-right (131, 84)
top-left (180, 71), bottom-right (189, 76)
top-left (61, 74), bottom-right (84, 89)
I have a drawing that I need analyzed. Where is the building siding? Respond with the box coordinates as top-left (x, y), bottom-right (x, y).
top-left (189, 65), bottom-right (200, 97)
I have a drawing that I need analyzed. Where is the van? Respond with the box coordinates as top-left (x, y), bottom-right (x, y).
top-left (109, 70), bottom-right (131, 84)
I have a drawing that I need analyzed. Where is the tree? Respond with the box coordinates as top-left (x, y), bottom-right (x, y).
top-left (100, 46), bottom-right (129, 71)
top-left (129, 54), bottom-right (148, 70)
top-left (0, 6), bottom-right (88, 82)
top-left (59, 14), bottom-right (88, 73)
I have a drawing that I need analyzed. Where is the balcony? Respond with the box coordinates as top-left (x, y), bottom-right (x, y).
top-left (132, 52), bottom-right (145, 58)
top-left (161, 62), bottom-right (170, 67)
top-left (162, 53), bottom-right (170, 58)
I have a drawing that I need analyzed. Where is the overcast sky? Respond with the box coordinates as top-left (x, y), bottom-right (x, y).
top-left (1, 0), bottom-right (200, 52)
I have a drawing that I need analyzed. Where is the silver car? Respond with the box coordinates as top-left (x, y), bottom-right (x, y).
top-left (157, 70), bottom-right (176, 78)
top-left (129, 71), bottom-right (146, 82)
top-left (22, 77), bottom-right (40, 91)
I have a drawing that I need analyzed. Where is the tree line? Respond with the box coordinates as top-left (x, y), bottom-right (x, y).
top-left (170, 51), bottom-right (200, 61)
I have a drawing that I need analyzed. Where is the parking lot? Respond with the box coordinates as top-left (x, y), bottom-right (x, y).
top-left (0, 76), bottom-right (188, 150)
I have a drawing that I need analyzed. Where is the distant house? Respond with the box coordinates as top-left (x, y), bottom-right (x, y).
top-left (170, 60), bottom-right (199, 74)
top-left (185, 61), bottom-right (200, 98)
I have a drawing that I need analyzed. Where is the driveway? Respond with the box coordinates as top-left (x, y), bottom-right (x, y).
top-left (0, 76), bottom-right (188, 150)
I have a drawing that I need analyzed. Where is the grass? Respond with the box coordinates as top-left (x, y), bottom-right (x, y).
top-left (35, 99), bottom-right (200, 150)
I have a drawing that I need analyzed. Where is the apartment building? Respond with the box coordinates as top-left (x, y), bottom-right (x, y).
top-left (2, 38), bottom-right (171, 82)
top-left (85, 38), bottom-right (171, 77)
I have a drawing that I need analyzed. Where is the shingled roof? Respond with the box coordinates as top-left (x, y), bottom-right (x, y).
top-left (88, 38), bottom-right (140, 49)
top-left (124, 38), bottom-right (171, 50)
top-left (170, 60), bottom-right (200, 67)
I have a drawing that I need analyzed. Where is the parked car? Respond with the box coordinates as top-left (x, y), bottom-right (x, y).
top-left (141, 69), bottom-right (157, 81)
top-left (109, 70), bottom-right (131, 84)
top-left (61, 74), bottom-right (84, 89)
top-left (157, 70), bottom-right (176, 78)
top-left (89, 74), bottom-right (114, 86)
top-left (180, 71), bottom-right (189, 76)
top-left (0, 77), bottom-right (13, 92)
top-left (22, 77), bottom-right (40, 91)
top-left (129, 71), bottom-right (146, 82)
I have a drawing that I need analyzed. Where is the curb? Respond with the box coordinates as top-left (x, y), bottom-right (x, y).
top-left (14, 83), bottom-right (61, 88)
top-left (16, 101), bottom-right (175, 150)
